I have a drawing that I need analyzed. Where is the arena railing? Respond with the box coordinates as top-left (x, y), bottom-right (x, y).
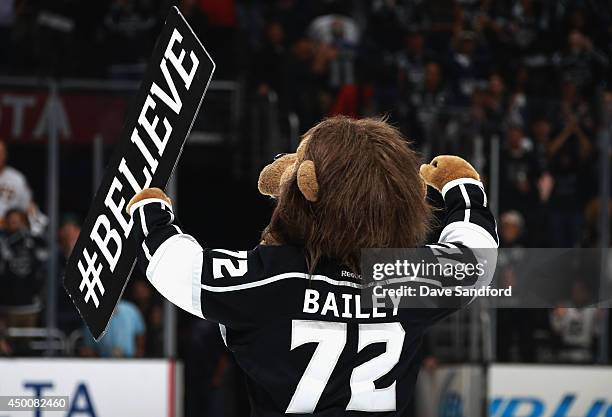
top-left (6, 327), bottom-right (67, 356)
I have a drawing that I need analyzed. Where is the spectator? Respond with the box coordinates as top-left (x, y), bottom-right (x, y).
top-left (558, 30), bottom-right (609, 95)
top-left (285, 38), bottom-right (325, 128)
top-left (421, 0), bottom-right (461, 54)
top-left (583, 197), bottom-right (612, 248)
top-left (57, 215), bottom-right (83, 334)
top-left (328, 78), bottom-right (374, 119)
top-left (406, 61), bottom-right (450, 152)
top-left (496, 210), bottom-right (534, 361)
top-left (509, 117), bottom-right (554, 244)
top-left (396, 29), bottom-right (434, 94)
top-left (530, 117), bottom-right (553, 170)
top-left (130, 278), bottom-right (163, 357)
top-left (531, 171), bottom-right (555, 246)
top-left (505, 0), bottom-right (551, 57)
top-left (185, 320), bottom-right (229, 417)
top-left (0, 140), bottom-right (32, 223)
top-left (485, 73), bottom-right (507, 113)
top-left (308, 13), bottom-right (360, 89)
top-left (426, 83), bottom-right (487, 158)
top-left (482, 73), bottom-right (510, 134)
top-left (197, 0), bottom-right (239, 77)
top-left (500, 210), bottom-right (525, 248)
top-left (257, 0), bottom-right (313, 46)
top-left (80, 299), bottom-right (145, 358)
top-left (421, 61), bottom-right (448, 105)
top-left (308, 12), bottom-right (359, 47)
top-left (367, 0), bottom-right (412, 53)
top-left (252, 21), bottom-right (288, 100)
top-left (550, 280), bottom-right (601, 363)
top-left (547, 112), bottom-right (593, 247)
top-left (557, 80), bottom-right (595, 132)
top-left (498, 124), bottom-right (540, 217)
top-left (328, 50), bottom-right (378, 119)
top-left (447, 31), bottom-right (487, 105)
top-left (0, 208), bottom-right (47, 343)
top-left (58, 216), bottom-right (80, 262)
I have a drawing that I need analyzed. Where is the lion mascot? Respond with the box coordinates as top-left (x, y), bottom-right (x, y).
top-left (126, 116), bottom-right (497, 416)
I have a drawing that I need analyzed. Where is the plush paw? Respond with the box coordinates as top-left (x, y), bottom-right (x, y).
top-left (419, 155), bottom-right (480, 192)
top-left (126, 187), bottom-right (172, 214)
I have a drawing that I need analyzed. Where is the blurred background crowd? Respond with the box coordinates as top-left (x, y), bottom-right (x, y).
top-left (0, 0), bottom-right (611, 415)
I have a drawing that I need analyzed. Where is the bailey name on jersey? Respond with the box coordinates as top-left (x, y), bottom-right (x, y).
top-left (302, 288), bottom-right (400, 319)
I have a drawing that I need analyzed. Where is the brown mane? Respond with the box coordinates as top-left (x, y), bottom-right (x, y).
top-left (263, 116), bottom-right (432, 273)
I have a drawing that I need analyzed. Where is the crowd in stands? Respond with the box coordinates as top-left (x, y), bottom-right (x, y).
top-left (241, 0), bottom-right (612, 366)
top-left (0, 0), bottom-right (611, 374)
top-left (5, 0), bottom-right (609, 244)
top-left (0, 139), bottom-right (46, 355)
top-left (0, 138), bottom-right (164, 358)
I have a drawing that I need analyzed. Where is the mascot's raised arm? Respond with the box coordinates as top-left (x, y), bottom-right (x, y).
top-left (125, 116), bottom-right (497, 416)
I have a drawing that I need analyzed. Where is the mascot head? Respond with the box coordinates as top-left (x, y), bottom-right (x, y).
top-left (258, 116), bottom-right (431, 272)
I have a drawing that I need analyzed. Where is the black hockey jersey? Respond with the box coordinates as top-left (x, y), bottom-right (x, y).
top-left (129, 177), bottom-right (498, 416)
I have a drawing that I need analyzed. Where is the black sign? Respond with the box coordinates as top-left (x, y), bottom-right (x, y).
top-left (64, 7), bottom-right (215, 340)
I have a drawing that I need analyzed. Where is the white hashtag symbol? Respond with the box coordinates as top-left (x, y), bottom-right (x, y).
top-left (77, 248), bottom-right (105, 308)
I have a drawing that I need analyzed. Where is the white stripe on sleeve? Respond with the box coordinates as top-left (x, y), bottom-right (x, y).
top-left (146, 233), bottom-right (204, 319)
top-left (440, 178), bottom-right (484, 199)
top-left (439, 221), bottom-right (498, 249)
top-left (459, 184), bottom-right (471, 222)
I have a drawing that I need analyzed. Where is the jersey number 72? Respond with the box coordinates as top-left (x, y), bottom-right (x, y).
top-left (287, 320), bottom-right (405, 413)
